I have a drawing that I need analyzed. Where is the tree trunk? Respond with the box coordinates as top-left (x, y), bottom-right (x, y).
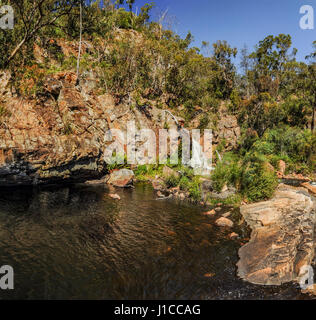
top-left (6, 35), bottom-right (27, 66)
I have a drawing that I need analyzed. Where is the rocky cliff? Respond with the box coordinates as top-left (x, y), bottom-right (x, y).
top-left (0, 66), bottom-right (241, 186)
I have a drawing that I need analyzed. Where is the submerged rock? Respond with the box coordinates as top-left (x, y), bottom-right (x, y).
top-left (109, 193), bottom-right (121, 200)
top-left (237, 184), bottom-right (316, 286)
top-left (85, 175), bottom-right (109, 185)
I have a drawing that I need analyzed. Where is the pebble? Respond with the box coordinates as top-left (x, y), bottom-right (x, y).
top-left (203, 209), bottom-right (216, 216)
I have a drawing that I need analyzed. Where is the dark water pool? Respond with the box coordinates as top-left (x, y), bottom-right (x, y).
top-left (0, 183), bottom-right (309, 300)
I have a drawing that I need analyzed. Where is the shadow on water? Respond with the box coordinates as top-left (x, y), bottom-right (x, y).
top-left (0, 183), bottom-right (310, 300)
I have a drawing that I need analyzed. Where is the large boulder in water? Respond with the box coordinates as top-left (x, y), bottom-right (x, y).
top-left (108, 169), bottom-right (134, 188)
top-left (237, 184), bottom-right (316, 286)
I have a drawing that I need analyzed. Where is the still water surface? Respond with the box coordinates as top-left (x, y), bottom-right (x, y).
top-left (0, 183), bottom-right (308, 299)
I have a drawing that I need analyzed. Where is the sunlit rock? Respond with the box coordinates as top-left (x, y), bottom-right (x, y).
top-left (237, 184), bottom-right (316, 286)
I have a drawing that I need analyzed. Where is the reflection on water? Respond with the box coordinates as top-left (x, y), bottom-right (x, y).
top-left (0, 183), bottom-right (308, 300)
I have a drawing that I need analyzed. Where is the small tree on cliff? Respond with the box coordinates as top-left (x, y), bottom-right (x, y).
top-left (4, 0), bottom-right (77, 67)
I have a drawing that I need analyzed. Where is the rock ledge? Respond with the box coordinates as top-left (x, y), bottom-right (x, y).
top-left (237, 184), bottom-right (316, 286)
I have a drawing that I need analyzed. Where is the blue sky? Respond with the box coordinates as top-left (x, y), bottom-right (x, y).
top-left (122, 0), bottom-right (315, 63)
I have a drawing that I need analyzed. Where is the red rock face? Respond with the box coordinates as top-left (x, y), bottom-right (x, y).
top-left (0, 71), bottom-right (110, 186)
top-left (0, 56), bottom-right (241, 186)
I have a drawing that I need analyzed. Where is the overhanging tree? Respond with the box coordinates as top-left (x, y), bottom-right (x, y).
top-left (4, 0), bottom-right (77, 66)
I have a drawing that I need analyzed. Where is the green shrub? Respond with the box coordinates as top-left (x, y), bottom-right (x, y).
top-left (164, 174), bottom-right (180, 188)
top-left (179, 176), bottom-right (190, 191)
top-left (211, 151), bottom-right (278, 202)
top-left (211, 153), bottom-right (242, 192)
top-left (198, 114), bottom-right (209, 130)
top-left (13, 64), bottom-right (46, 97)
top-left (240, 153), bottom-right (278, 202)
top-left (229, 88), bottom-right (241, 113)
top-left (188, 179), bottom-right (201, 202)
top-left (211, 162), bottom-right (228, 192)
top-left (135, 165), bottom-right (148, 176)
top-left (251, 126), bottom-right (316, 173)
top-left (242, 168), bottom-right (278, 202)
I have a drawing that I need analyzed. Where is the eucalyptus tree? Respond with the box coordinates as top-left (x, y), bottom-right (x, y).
top-left (240, 45), bottom-right (253, 98)
top-left (3, 0), bottom-right (77, 67)
top-left (249, 34), bottom-right (297, 97)
top-left (212, 40), bottom-right (238, 99)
